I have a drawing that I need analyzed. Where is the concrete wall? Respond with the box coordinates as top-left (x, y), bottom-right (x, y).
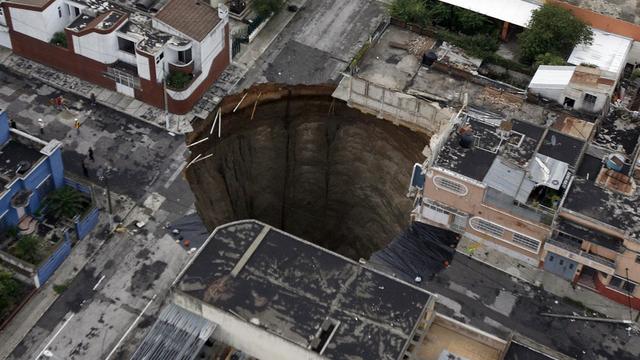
top-left (72, 31), bottom-right (119, 64)
top-left (344, 76), bottom-right (453, 135)
top-left (173, 292), bottom-right (327, 360)
top-left (9, 0), bottom-right (73, 43)
top-left (0, 27), bottom-right (11, 49)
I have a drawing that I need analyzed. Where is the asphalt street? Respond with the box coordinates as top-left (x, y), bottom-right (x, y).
top-left (372, 248), bottom-right (640, 360)
top-left (0, 68), bottom-right (197, 360)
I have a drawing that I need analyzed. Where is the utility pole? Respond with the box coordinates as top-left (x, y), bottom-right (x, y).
top-left (98, 166), bottom-right (113, 229)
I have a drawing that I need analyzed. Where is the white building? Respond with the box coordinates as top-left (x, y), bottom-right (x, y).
top-left (0, 0), bottom-right (231, 114)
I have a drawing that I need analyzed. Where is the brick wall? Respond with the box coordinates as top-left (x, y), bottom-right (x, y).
top-left (9, 29), bottom-right (116, 91)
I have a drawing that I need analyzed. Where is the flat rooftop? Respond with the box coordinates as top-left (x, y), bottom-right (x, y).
top-left (567, 28), bottom-right (632, 76)
top-left (177, 220), bottom-right (433, 360)
top-left (593, 111), bottom-right (640, 156)
top-left (0, 139), bottom-right (44, 188)
top-left (562, 177), bottom-right (640, 242)
top-left (537, 130), bottom-right (586, 168)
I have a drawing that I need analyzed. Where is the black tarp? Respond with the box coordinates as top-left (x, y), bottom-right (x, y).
top-left (370, 222), bottom-right (459, 282)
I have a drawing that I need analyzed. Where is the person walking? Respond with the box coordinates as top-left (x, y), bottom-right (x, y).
top-left (10, 119), bottom-right (16, 129)
top-left (81, 161), bottom-right (89, 178)
top-left (38, 118), bottom-right (44, 135)
top-left (88, 147), bottom-right (94, 161)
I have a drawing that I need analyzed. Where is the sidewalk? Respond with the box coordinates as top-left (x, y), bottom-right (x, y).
top-left (0, 188), bottom-right (135, 360)
top-left (457, 236), bottom-right (640, 321)
top-left (0, 2), bottom-right (307, 135)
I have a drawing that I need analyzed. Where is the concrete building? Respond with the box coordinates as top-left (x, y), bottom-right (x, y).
top-left (132, 219), bottom-right (574, 360)
top-left (412, 103), bottom-right (640, 309)
top-left (0, 110), bottom-right (63, 233)
top-left (528, 65), bottom-right (616, 113)
top-left (527, 28), bottom-right (632, 113)
top-left (0, 0), bottom-right (231, 114)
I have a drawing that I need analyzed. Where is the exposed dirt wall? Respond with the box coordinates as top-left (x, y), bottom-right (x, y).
top-left (186, 84), bottom-right (430, 259)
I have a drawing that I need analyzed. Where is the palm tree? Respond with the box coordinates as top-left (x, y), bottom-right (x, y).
top-left (44, 186), bottom-right (89, 220)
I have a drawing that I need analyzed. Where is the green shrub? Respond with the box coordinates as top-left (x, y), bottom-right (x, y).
top-left (436, 30), bottom-right (499, 59)
top-left (519, 4), bottom-right (593, 64)
top-left (11, 235), bottom-right (46, 265)
top-left (252, 0), bottom-right (284, 18)
top-left (44, 186), bottom-right (90, 220)
top-left (0, 271), bottom-right (20, 319)
top-left (166, 71), bottom-right (193, 90)
top-left (388, 0), bottom-right (429, 26)
top-left (50, 32), bottom-right (67, 48)
top-left (534, 52), bottom-right (566, 68)
top-left (53, 282), bottom-right (69, 294)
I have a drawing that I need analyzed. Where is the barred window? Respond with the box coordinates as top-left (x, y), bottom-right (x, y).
top-left (469, 217), bottom-right (504, 238)
top-left (512, 233), bottom-right (541, 252)
top-left (433, 175), bottom-right (468, 195)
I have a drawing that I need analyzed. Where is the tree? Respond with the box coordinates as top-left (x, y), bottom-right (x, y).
top-left (534, 52), bottom-right (566, 68)
top-left (0, 271), bottom-right (20, 318)
top-left (44, 186), bottom-right (89, 220)
top-left (252, 0), bottom-right (284, 18)
top-left (11, 235), bottom-right (45, 264)
top-left (388, 0), bottom-right (429, 26)
top-left (518, 4), bottom-right (593, 64)
top-left (454, 8), bottom-right (492, 35)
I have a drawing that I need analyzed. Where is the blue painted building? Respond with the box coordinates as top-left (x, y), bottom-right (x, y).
top-left (0, 111), bottom-right (64, 233)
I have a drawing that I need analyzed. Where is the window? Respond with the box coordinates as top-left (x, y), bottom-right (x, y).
top-left (469, 217), bottom-right (505, 239)
top-left (74, 7), bottom-right (80, 16)
top-left (178, 48), bottom-right (192, 64)
top-left (563, 97), bottom-right (575, 108)
top-left (156, 52), bottom-right (164, 63)
top-left (635, 255), bottom-right (640, 264)
top-left (58, 6), bottom-right (62, 18)
top-left (512, 233), bottom-right (541, 252)
top-left (584, 93), bottom-right (597, 104)
top-left (118, 37), bottom-right (136, 54)
top-left (608, 275), bottom-right (637, 294)
top-left (433, 175), bottom-right (468, 195)
top-left (105, 68), bottom-right (139, 89)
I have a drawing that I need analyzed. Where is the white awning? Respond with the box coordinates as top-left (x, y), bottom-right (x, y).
top-left (529, 65), bottom-right (576, 90)
top-left (438, 0), bottom-right (540, 28)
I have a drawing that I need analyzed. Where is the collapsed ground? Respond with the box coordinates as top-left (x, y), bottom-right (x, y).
top-left (185, 85), bottom-right (429, 259)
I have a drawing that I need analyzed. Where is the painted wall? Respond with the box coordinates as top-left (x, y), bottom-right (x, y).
top-left (72, 31), bottom-right (119, 64)
top-left (173, 292), bottom-right (327, 360)
top-left (422, 168), bottom-right (551, 260)
top-left (36, 233), bottom-right (71, 286)
top-left (9, 0), bottom-right (74, 43)
top-left (135, 52), bottom-right (151, 81)
top-left (0, 27), bottom-right (11, 49)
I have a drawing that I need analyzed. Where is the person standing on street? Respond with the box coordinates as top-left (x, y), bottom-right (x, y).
top-left (88, 147), bottom-right (94, 161)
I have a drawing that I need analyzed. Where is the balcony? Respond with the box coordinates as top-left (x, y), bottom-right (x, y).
top-left (545, 238), bottom-right (616, 275)
top-left (168, 59), bottom-right (194, 75)
top-left (483, 188), bottom-right (554, 226)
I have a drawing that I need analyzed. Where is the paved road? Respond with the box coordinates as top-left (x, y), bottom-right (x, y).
top-left (0, 69), bottom-right (197, 360)
top-left (238, 0), bottom-right (386, 87)
top-left (372, 248), bottom-right (640, 360)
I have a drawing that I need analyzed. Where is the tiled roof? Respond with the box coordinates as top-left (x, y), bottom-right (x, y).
top-left (154, 0), bottom-right (221, 41)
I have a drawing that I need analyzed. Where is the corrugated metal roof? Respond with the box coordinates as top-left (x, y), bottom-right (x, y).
top-left (130, 304), bottom-right (217, 360)
top-left (529, 66), bottom-right (575, 89)
top-left (483, 158), bottom-right (525, 198)
top-left (567, 28), bottom-right (632, 77)
top-left (438, 0), bottom-right (540, 28)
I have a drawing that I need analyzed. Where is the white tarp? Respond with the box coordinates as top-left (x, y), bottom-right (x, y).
top-left (438, 0), bottom-right (539, 28)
